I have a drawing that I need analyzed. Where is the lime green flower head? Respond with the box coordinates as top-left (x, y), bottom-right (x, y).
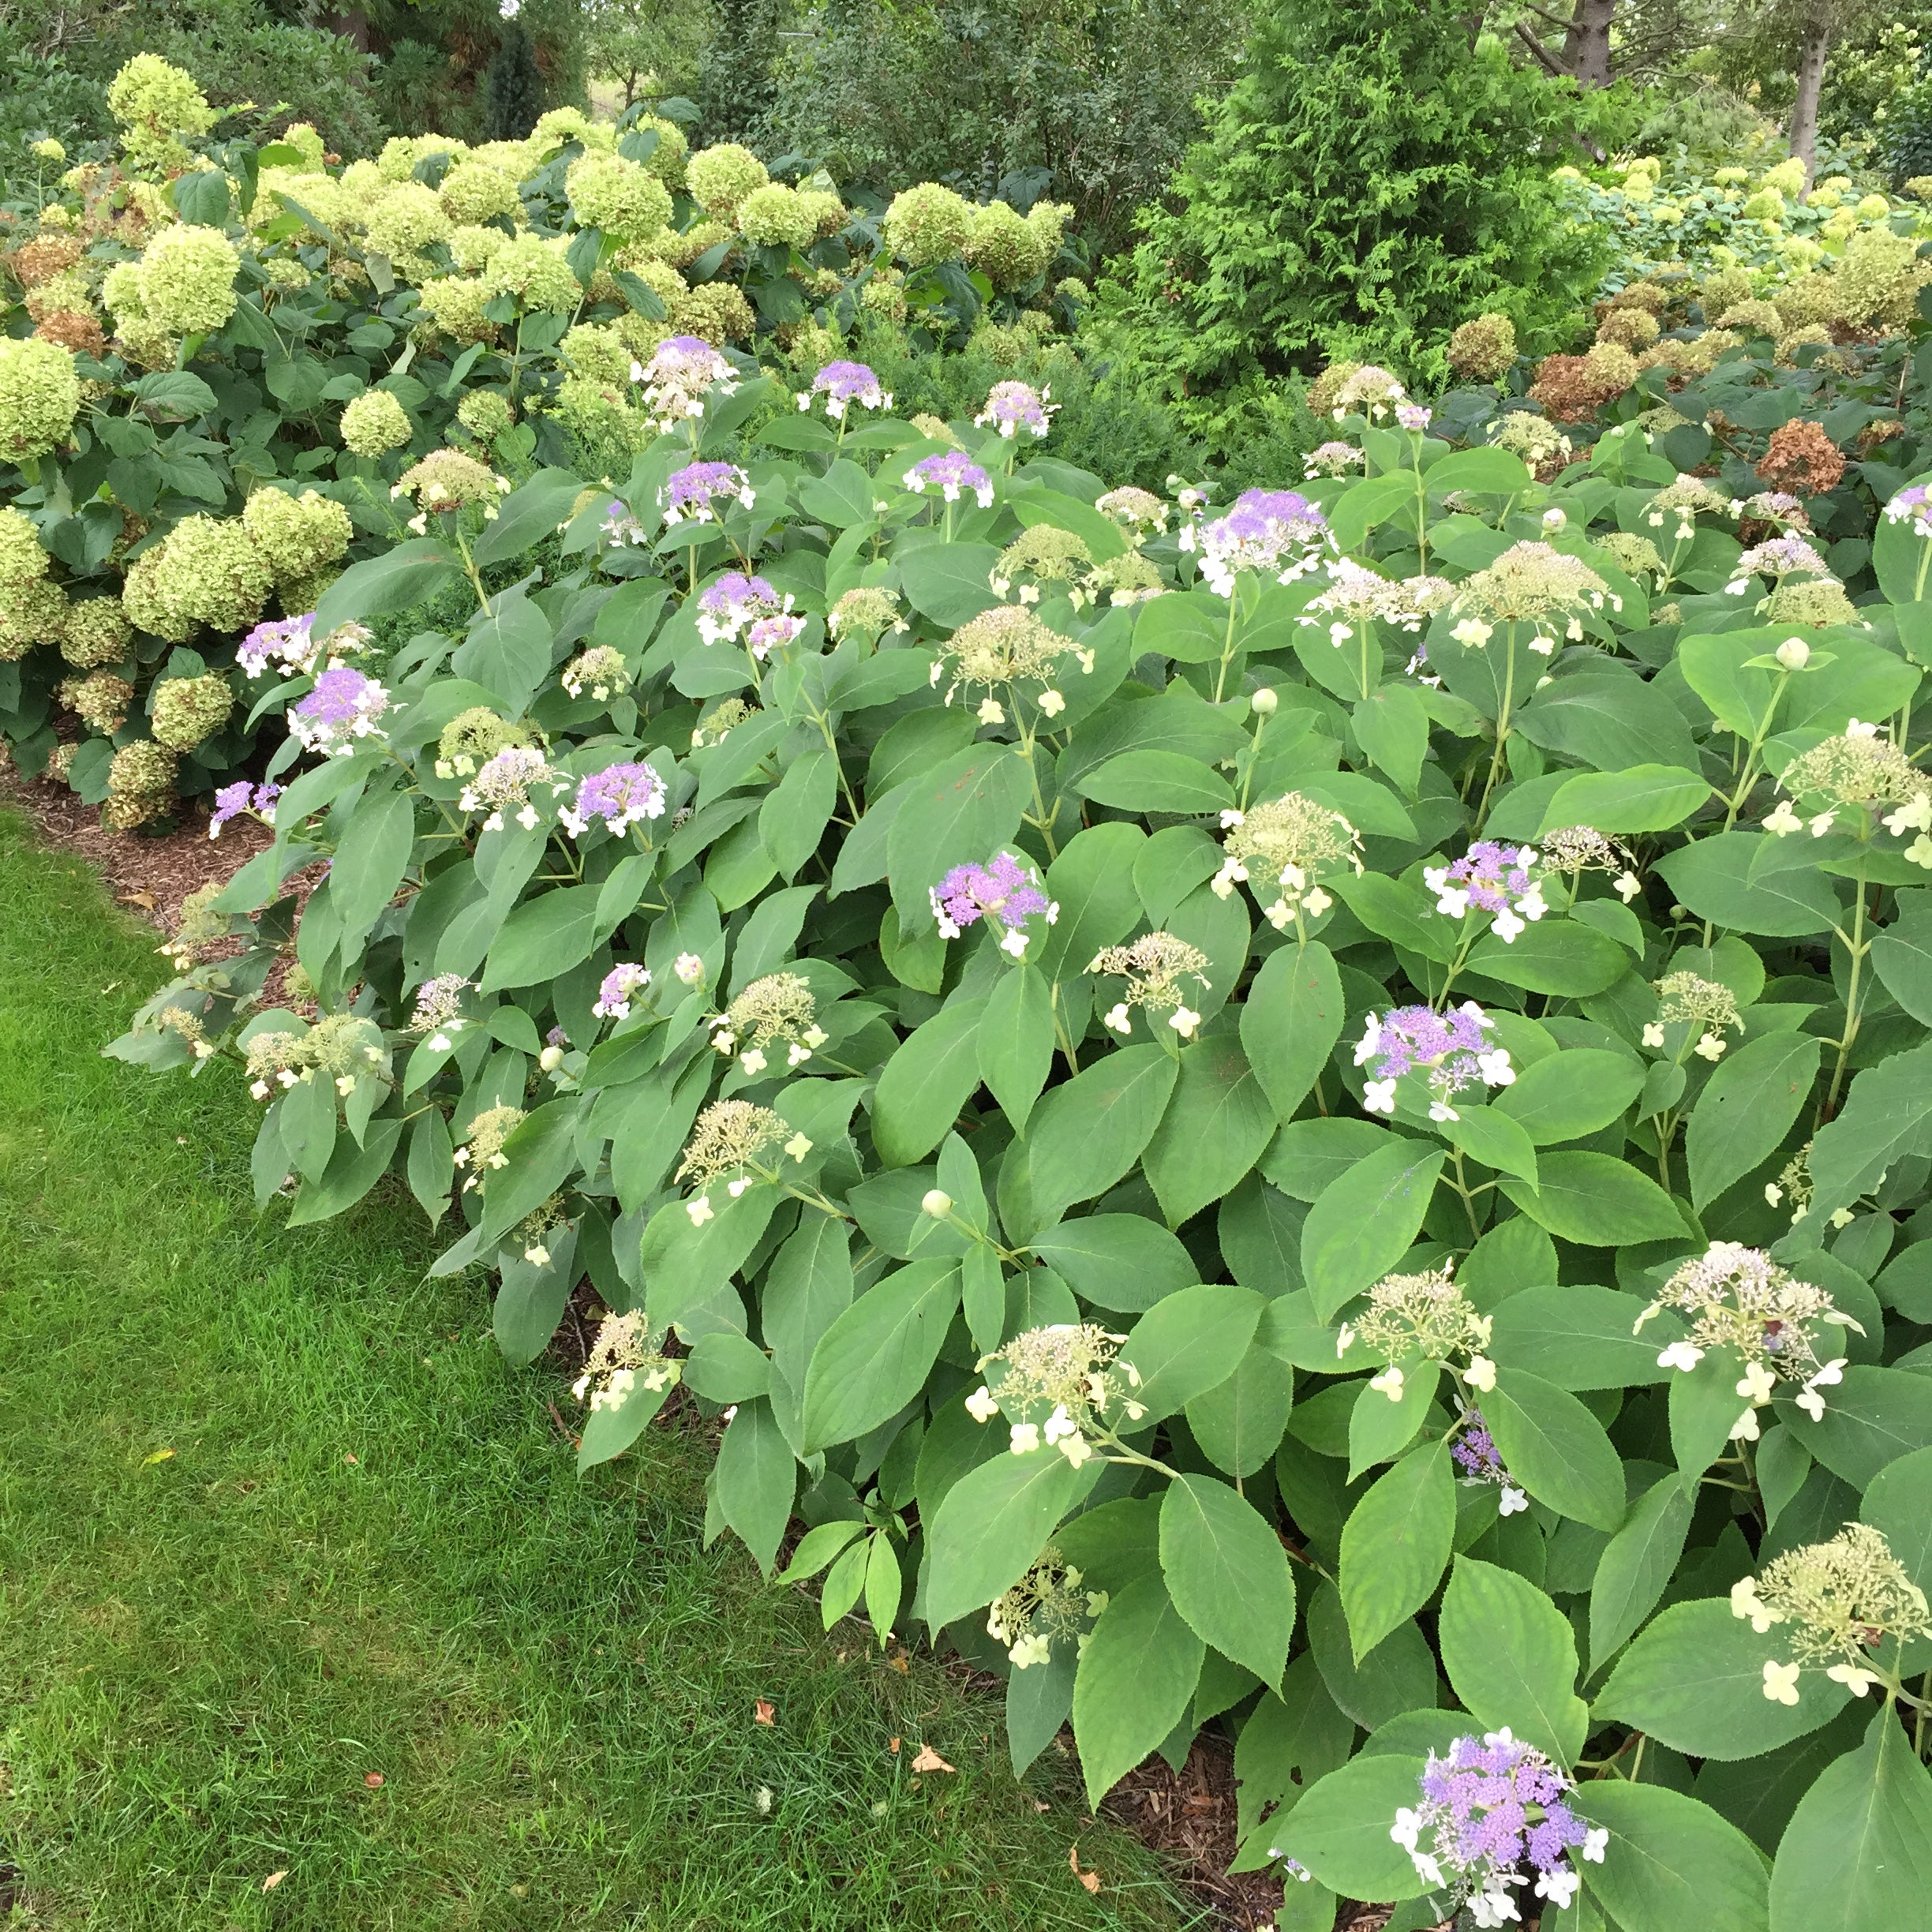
top-left (60, 595), bottom-right (133, 668)
top-left (629, 114), bottom-right (689, 188)
top-left (481, 234), bottom-right (580, 313)
top-left (533, 107), bottom-right (611, 155)
top-left (561, 322), bottom-right (633, 388)
top-left (882, 182), bottom-right (975, 268)
top-left (414, 275), bottom-right (500, 345)
top-left (1742, 188), bottom-right (1784, 222)
top-left (964, 200), bottom-right (1050, 291)
top-left (0, 578), bottom-right (67, 661)
top-left (135, 223), bottom-right (240, 335)
top-left (735, 182), bottom-right (815, 251)
top-left (242, 487), bottom-right (353, 586)
top-left (107, 55), bottom-right (216, 174)
top-left (103, 739), bottom-right (180, 828)
top-left (796, 188), bottom-right (848, 240)
top-left (1855, 193), bottom-right (1893, 222)
top-left (365, 183), bottom-right (454, 275)
top-left (0, 507), bottom-right (50, 590)
top-left (669, 280), bottom-right (755, 345)
top-left (281, 122), bottom-right (328, 170)
top-left (567, 152), bottom-right (672, 244)
top-left (261, 257), bottom-right (311, 292)
top-left (339, 388), bottom-right (412, 458)
top-left (687, 144), bottom-right (769, 219)
top-left (440, 159), bottom-right (524, 228)
top-left (150, 671), bottom-right (235, 749)
top-left (1761, 159), bottom-right (1807, 199)
top-left (455, 389), bottom-right (515, 443)
top-left (447, 224), bottom-right (514, 275)
top-left (376, 134), bottom-right (463, 182)
top-left (122, 517), bottom-right (271, 640)
top-left (0, 335), bottom-right (82, 462)
top-left (31, 137), bottom-right (66, 164)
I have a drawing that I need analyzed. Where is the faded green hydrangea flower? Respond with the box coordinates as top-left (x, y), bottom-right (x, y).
top-left (1078, 549), bottom-right (1164, 607)
top-left (1765, 580), bottom-right (1860, 627)
top-left (1451, 541), bottom-right (1611, 643)
top-left (364, 183), bottom-right (454, 275)
top-left (1490, 410), bottom-right (1571, 469)
top-left (149, 672), bottom-right (234, 749)
top-left (882, 182), bottom-right (974, 268)
top-left (1213, 791), bottom-right (1364, 928)
top-left (436, 706), bottom-right (528, 777)
top-left (693, 696), bottom-right (755, 746)
top-left (708, 972), bottom-right (826, 1076)
top-left (560, 646), bottom-right (628, 702)
top-left (158, 881), bottom-right (231, 968)
top-left (964, 200), bottom-right (1050, 291)
top-left (103, 738), bottom-right (180, 828)
top-left (106, 55), bottom-right (216, 174)
top-left (936, 603), bottom-right (1089, 723)
top-left (567, 152), bottom-right (673, 244)
top-left (733, 182), bottom-right (814, 250)
top-left (1765, 721), bottom-right (1931, 850)
top-left (826, 586), bottom-right (905, 640)
top-left (668, 280), bottom-right (755, 345)
top-left (1597, 531), bottom-right (1665, 580)
top-left (414, 275), bottom-right (500, 346)
top-left (481, 233), bottom-right (581, 314)
top-left (0, 507), bottom-right (49, 590)
top-left (990, 525), bottom-right (1091, 601)
top-left (1446, 313), bottom-right (1518, 383)
top-left (340, 388), bottom-right (412, 458)
top-left (686, 143), bottom-right (769, 219)
top-left (446, 224), bottom-right (512, 275)
top-left (560, 321), bottom-right (632, 387)
top-left (0, 578), bottom-right (68, 659)
top-left (121, 516), bottom-right (271, 640)
top-left (1643, 970), bottom-right (1742, 1060)
top-left (393, 448), bottom-right (506, 522)
top-left (135, 223), bottom-right (240, 334)
top-left (966, 1323), bottom-right (1144, 1469)
top-left (439, 159), bottom-right (522, 228)
top-left (60, 671), bottom-right (133, 732)
top-left (1095, 486), bottom-right (1167, 537)
top-left (242, 488), bottom-right (352, 587)
top-left (59, 596), bottom-right (133, 669)
top-left (455, 389), bottom-right (515, 443)
top-left (0, 335), bottom-right (82, 462)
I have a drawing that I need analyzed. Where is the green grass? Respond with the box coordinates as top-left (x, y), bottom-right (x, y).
top-left (0, 810), bottom-right (1196, 1932)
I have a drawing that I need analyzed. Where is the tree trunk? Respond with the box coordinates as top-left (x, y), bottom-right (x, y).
top-left (1788, 10), bottom-right (1833, 188)
top-left (1559, 0), bottom-right (1617, 88)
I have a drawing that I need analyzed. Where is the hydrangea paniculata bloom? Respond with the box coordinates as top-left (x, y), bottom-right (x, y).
top-left (1635, 1241), bottom-right (1861, 1437)
top-left (697, 571), bottom-right (791, 646)
top-left (1383, 1730), bottom-right (1604, 1923)
top-left (593, 961), bottom-right (652, 1020)
top-left (930, 852), bottom-right (1058, 957)
top-left (1213, 792), bottom-right (1363, 929)
top-left (661, 460), bottom-right (755, 525)
top-left (965, 1323), bottom-right (1144, 1467)
top-left (904, 451), bottom-right (994, 507)
top-left (1179, 489), bottom-right (1331, 595)
top-left (558, 761), bottom-right (668, 838)
top-left (1353, 1002), bottom-right (1515, 1121)
top-left (289, 666), bottom-right (391, 755)
top-left (710, 971), bottom-right (826, 1074)
top-left (636, 334), bottom-right (738, 429)
top-left (1425, 841), bottom-right (1547, 942)
top-left (799, 359), bottom-right (889, 420)
top-left (975, 380), bottom-right (1054, 440)
top-left (1088, 933), bottom-right (1211, 1039)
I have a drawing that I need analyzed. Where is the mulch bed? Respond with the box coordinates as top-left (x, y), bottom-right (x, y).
top-left (9, 774), bottom-right (1445, 1932)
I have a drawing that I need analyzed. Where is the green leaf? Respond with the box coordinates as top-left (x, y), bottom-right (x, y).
top-left (1030, 821), bottom-right (1147, 980)
top-left (1861, 1444), bottom-right (1932, 1610)
top-left (1024, 1044), bottom-right (1180, 1222)
top-left (1144, 1034), bottom-right (1277, 1227)
top-left (1871, 893), bottom-right (1932, 1028)
top-left (1302, 1140), bottom-right (1445, 1322)
top-left (1440, 1557), bottom-right (1587, 1765)
top-left (1807, 1044), bottom-right (1932, 1222)
top-left (1485, 1370), bottom-right (1626, 1530)
top-left (1769, 1706), bottom-right (1932, 1932)
top-left (1159, 1473), bottom-right (1295, 1688)
top-left (1241, 942), bottom-right (1345, 1121)
top-left (1540, 765), bottom-right (1713, 835)
top-left (1427, 445), bottom-right (1534, 495)
top-left (1785, 1364), bottom-right (1932, 1490)
top-left (481, 884), bottom-right (603, 993)
top-left (871, 995), bottom-right (989, 1166)
top-left (1589, 1475), bottom-right (1696, 1674)
top-left (800, 1260), bottom-right (962, 1452)
top-left (453, 588), bottom-right (556, 713)
top-left (1338, 1440), bottom-right (1455, 1662)
top-left (327, 786), bottom-right (415, 950)
top-left (1489, 1286), bottom-right (1671, 1390)
top-left (1186, 1342), bottom-right (1296, 1477)
top-left (1025, 1215), bottom-right (1198, 1314)
top-left (923, 1444), bottom-right (1093, 1630)
top-left (1283, 1753), bottom-right (1434, 1903)
top-left (897, 540), bottom-right (1002, 626)
top-left (884, 743), bottom-right (1035, 932)
top-left (312, 536), bottom-right (462, 635)
top-left (1595, 1598), bottom-right (1850, 1758)
top-left (477, 1097), bottom-right (582, 1247)
top-left (1076, 749), bottom-right (1235, 814)
top-left (471, 470), bottom-right (587, 567)
top-left (1120, 1282), bottom-right (1264, 1422)
top-left (1687, 1032), bottom-right (1822, 1209)
top-left (978, 964), bottom-right (1054, 1131)
top-left (1347, 1365), bottom-right (1436, 1481)
top-left (1306, 1578), bottom-right (1436, 1729)
top-left (1500, 1151), bottom-right (1684, 1245)
top-left (714, 1398), bottom-right (796, 1576)
top-left (1575, 1782), bottom-right (1770, 1932)
top-left (575, 1367), bottom-right (672, 1471)
top-left (1467, 920), bottom-right (1629, 996)
top-left (1071, 1572), bottom-right (1206, 1805)
top-left (1655, 831), bottom-right (1840, 937)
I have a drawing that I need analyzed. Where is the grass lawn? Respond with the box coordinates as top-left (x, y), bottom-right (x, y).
top-left (0, 808), bottom-right (1197, 1932)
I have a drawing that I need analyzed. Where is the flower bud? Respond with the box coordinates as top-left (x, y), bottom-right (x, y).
top-left (539, 1044), bottom-right (564, 1073)
top-left (921, 1189), bottom-right (953, 1219)
top-left (1251, 687), bottom-right (1278, 717)
top-left (1776, 636), bottom-right (1810, 670)
top-left (1541, 507), bottom-right (1567, 530)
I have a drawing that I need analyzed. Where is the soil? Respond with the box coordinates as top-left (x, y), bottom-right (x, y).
top-left (7, 778), bottom-right (1444, 1932)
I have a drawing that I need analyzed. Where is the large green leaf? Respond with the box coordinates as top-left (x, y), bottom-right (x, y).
top-left (1241, 942), bottom-right (1345, 1121)
top-left (923, 1447), bottom-right (1094, 1631)
top-left (1143, 1033), bottom-right (1277, 1227)
top-left (800, 1260), bottom-right (962, 1451)
top-left (883, 743), bottom-right (1035, 931)
top-left (1024, 1044), bottom-right (1180, 1222)
top-left (1120, 1283), bottom-right (1264, 1422)
top-left (1687, 1032), bottom-right (1822, 1210)
top-left (1159, 1473), bottom-right (1294, 1688)
top-left (1338, 1440), bottom-right (1455, 1663)
top-left (1500, 1151), bottom-right (1684, 1246)
top-left (1071, 1573), bottom-right (1206, 1805)
top-left (1484, 1369), bottom-right (1626, 1530)
top-left (871, 995), bottom-right (989, 1166)
top-left (1439, 1557), bottom-right (1587, 1765)
top-left (1301, 1140), bottom-right (1445, 1322)
top-left (1281, 1753), bottom-right (1433, 1903)
top-left (1589, 1475), bottom-right (1695, 1674)
top-left (1576, 1782), bottom-right (1770, 1932)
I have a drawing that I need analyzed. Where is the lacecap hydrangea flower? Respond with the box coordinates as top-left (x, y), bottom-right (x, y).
top-left (1450, 1407), bottom-right (1527, 1514)
top-left (1339, 1266), bottom-right (1496, 1401)
top-left (558, 761), bottom-right (667, 838)
top-left (1763, 721), bottom-right (1932, 863)
top-left (965, 1322), bottom-right (1144, 1468)
top-left (289, 666), bottom-right (391, 755)
top-left (661, 460), bottom-right (754, 525)
top-left (904, 451), bottom-right (994, 508)
top-left (933, 603), bottom-right (1090, 722)
top-left (1179, 489), bottom-right (1330, 595)
top-left (710, 972), bottom-right (826, 1074)
top-left (930, 852), bottom-right (1058, 958)
top-left (675, 1099), bottom-right (814, 1224)
top-left (1213, 791), bottom-right (1363, 929)
top-left (1089, 933), bottom-right (1211, 1040)
top-left (697, 571), bottom-right (791, 646)
top-left (975, 380), bottom-right (1054, 440)
top-left (1425, 841), bottom-right (1547, 942)
top-left (1354, 1003), bottom-right (1515, 1122)
top-left (799, 360), bottom-right (889, 420)
top-left (593, 962), bottom-right (653, 1021)
top-left (986, 1548), bottom-right (1107, 1669)
top-left (572, 1309), bottom-right (680, 1413)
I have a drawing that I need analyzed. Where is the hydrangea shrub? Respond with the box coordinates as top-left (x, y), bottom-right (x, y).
top-left (110, 320), bottom-right (1932, 1927)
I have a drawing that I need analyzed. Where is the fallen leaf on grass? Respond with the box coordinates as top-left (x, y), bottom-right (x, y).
top-left (754, 1699), bottom-right (776, 1726)
top-left (886, 1649), bottom-right (909, 1674)
top-left (262, 1871), bottom-right (288, 1893)
top-left (140, 1448), bottom-right (174, 1467)
top-left (888, 1737), bottom-right (900, 1754)
top-left (910, 1744), bottom-right (953, 1773)
top-left (363, 1772), bottom-right (384, 1788)
top-left (1069, 1845), bottom-right (1100, 1894)
top-left (343, 1452), bottom-right (359, 1466)
top-left (118, 890), bottom-right (155, 911)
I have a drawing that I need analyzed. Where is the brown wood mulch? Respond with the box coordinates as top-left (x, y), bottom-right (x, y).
top-left (9, 776), bottom-right (1452, 1932)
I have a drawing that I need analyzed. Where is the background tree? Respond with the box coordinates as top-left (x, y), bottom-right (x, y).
top-left (485, 15), bottom-right (545, 138)
top-left (695, 0), bottom-right (785, 144)
top-left (585, 0), bottom-right (713, 108)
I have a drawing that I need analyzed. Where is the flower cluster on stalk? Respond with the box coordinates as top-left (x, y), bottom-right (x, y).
top-left (697, 571), bottom-right (792, 646)
top-left (1449, 541), bottom-right (1612, 647)
top-left (1179, 488), bottom-right (1331, 595)
top-left (289, 665), bottom-right (391, 755)
top-left (459, 744), bottom-right (566, 831)
top-left (799, 359), bottom-right (889, 420)
top-left (985, 1548), bottom-right (1106, 1668)
top-left (975, 380), bottom-right (1054, 440)
top-left (1635, 1241), bottom-right (1859, 1436)
top-left (1882, 484), bottom-right (1932, 544)
top-left (558, 760), bottom-right (666, 838)
top-left (1763, 720), bottom-right (1932, 859)
top-left (1299, 558), bottom-right (1424, 643)
top-left (1450, 1407), bottom-right (1528, 1515)
top-left (710, 972), bottom-right (826, 1073)
top-left (1088, 933), bottom-right (1210, 1039)
top-left (593, 962), bottom-right (651, 1021)
top-left (1354, 1002), bottom-right (1515, 1121)
top-left (965, 1323), bottom-right (1145, 1468)
top-left (675, 1099), bottom-right (813, 1223)
top-left (1642, 971), bottom-right (1742, 1061)
top-left (904, 450), bottom-right (994, 507)
top-left (930, 852), bottom-right (1058, 957)
top-left (572, 1308), bottom-right (680, 1413)
top-left (1212, 792), bottom-right (1363, 929)
top-left (1425, 841), bottom-right (1547, 942)
top-left (1540, 824), bottom-right (1642, 902)
top-left (932, 602), bottom-right (1089, 721)
top-left (207, 779), bottom-right (279, 839)
top-left (661, 460), bottom-right (755, 525)
top-left (560, 645), bottom-right (629, 702)
top-left (1339, 1266), bottom-right (1496, 1402)
top-left (453, 1103), bottom-right (524, 1191)
top-left (636, 335), bottom-right (737, 429)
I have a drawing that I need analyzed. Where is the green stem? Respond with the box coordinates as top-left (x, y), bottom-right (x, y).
top-left (1473, 624), bottom-right (1519, 829)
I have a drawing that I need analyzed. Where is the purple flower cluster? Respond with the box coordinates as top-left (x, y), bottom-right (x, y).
top-left (697, 571), bottom-right (791, 646)
top-left (558, 761), bottom-right (667, 839)
top-left (661, 461), bottom-right (755, 526)
top-left (1353, 1002), bottom-right (1515, 1122)
top-left (289, 666), bottom-right (391, 755)
top-left (601, 500), bottom-right (648, 546)
top-left (975, 380), bottom-right (1054, 440)
top-left (238, 612), bottom-right (317, 679)
top-left (746, 612), bottom-right (807, 660)
top-left (208, 779), bottom-right (279, 839)
top-left (930, 852), bottom-right (1058, 958)
top-left (1389, 1731), bottom-right (1605, 1923)
top-left (593, 961), bottom-right (651, 1020)
top-left (1179, 489), bottom-right (1331, 595)
top-left (1424, 841), bottom-right (1547, 942)
top-left (1883, 485), bottom-right (1932, 542)
top-left (636, 335), bottom-right (737, 428)
top-left (1395, 402), bottom-right (1433, 433)
top-left (1449, 1410), bottom-right (1528, 1515)
top-left (904, 451), bottom-right (994, 508)
top-left (1726, 534), bottom-right (1833, 591)
top-left (801, 360), bottom-right (889, 420)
